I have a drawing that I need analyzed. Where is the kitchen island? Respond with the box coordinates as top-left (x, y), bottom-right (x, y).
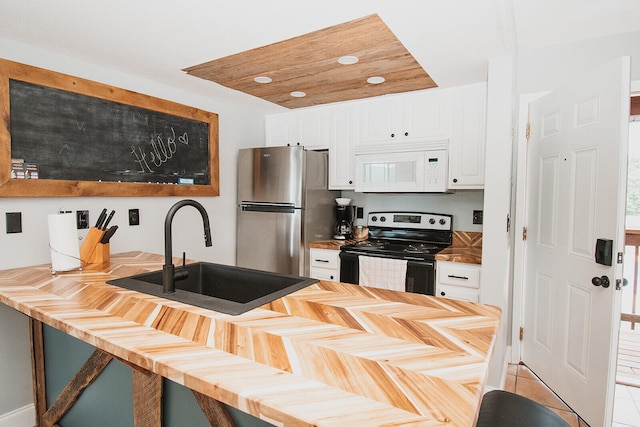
top-left (0, 251), bottom-right (500, 427)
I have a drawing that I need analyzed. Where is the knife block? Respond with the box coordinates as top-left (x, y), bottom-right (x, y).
top-left (80, 227), bottom-right (110, 264)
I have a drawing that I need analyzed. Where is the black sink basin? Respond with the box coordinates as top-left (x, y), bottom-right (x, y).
top-left (107, 262), bottom-right (317, 315)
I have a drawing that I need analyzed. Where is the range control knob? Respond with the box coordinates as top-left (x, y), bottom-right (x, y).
top-left (439, 218), bottom-right (447, 225)
top-left (371, 216), bottom-right (378, 222)
top-left (380, 216), bottom-right (387, 222)
top-left (429, 218), bottom-right (436, 224)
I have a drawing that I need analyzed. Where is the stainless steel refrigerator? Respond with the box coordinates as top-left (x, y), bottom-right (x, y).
top-left (236, 146), bottom-right (338, 277)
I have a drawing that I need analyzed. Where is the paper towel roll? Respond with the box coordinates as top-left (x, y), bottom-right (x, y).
top-left (48, 213), bottom-right (81, 272)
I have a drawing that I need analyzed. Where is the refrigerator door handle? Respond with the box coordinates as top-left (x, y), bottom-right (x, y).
top-left (240, 203), bottom-right (297, 213)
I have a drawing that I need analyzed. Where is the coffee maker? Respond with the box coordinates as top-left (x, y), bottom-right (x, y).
top-left (334, 198), bottom-right (354, 240)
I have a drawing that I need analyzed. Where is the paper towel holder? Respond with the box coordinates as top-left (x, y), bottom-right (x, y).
top-left (48, 212), bottom-right (82, 273)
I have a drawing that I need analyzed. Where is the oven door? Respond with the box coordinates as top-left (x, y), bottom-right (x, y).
top-left (339, 251), bottom-right (435, 295)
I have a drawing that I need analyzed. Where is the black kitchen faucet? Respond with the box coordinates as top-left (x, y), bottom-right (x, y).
top-left (162, 199), bottom-right (212, 293)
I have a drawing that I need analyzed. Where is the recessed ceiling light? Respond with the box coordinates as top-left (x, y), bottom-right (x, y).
top-left (338, 55), bottom-right (359, 65)
top-left (367, 76), bottom-right (385, 85)
top-left (254, 76), bottom-right (272, 84)
top-left (290, 91), bottom-right (306, 98)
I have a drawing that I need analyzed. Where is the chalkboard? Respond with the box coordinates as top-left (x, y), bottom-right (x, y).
top-left (10, 80), bottom-right (210, 185)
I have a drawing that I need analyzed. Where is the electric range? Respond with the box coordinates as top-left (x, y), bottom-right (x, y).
top-left (339, 211), bottom-right (453, 294)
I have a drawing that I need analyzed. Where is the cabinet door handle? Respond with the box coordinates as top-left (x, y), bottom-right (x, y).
top-left (315, 259), bottom-right (330, 263)
top-left (448, 274), bottom-right (469, 280)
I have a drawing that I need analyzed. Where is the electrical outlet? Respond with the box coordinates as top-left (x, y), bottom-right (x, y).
top-left (6, 212), bottom-right (22, 233)
top-left (129, 208), bottom-right (140, 226)
top-left (473, 210), bottom-right (483, 225)
top-left (76, 210), bottom-right (89, 229)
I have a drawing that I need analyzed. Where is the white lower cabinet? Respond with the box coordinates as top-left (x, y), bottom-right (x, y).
top-left (309, 248), bottom-right (340, 281)
top-left (436, 260), bottom-right (481, 303)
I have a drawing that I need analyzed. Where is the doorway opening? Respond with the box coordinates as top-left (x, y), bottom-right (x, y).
top-left (620, 115), bottom-right (640, 386)
top-left (614, 100), bottom-right (640, 425)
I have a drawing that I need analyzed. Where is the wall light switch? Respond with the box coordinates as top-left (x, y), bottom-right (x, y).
top-left (76, 210), bottom-right (89, 229)
top-left (6, 212), bottom-right (22, 233)
top-left (129, 208), bottom-right (140, 226)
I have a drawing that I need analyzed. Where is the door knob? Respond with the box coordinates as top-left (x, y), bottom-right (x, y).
top-left (591, 276), bottom-right (610, 288)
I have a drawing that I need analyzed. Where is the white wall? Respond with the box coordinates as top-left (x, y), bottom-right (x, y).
top-left (0, 39), bottom-right (274, 420)
top-left (482, 55), bottom-right (515, 387)
top-left (518, 30), bottom-right (640, 94)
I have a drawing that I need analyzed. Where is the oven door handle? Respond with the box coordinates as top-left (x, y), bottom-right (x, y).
top-left (340, 250), bottom-right (433, 265)
top-left (447, 274), bottom-right (469, 280)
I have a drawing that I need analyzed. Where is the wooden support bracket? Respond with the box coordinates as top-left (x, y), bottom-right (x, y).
top-left (132, 369), bottom-right (163, 427)
top-left (193, 390), bottom-right (237, 427)
top-left (30, 318), bottom-right (235, 427)
top-left (29, 319), bottom-right (47, 427)
top-left (42, 349), bottom-right (112, 427)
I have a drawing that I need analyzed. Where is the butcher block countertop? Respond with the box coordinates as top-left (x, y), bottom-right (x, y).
top-left (435, 232), bottom-right (483, 265)
top-left (307, 239), bottom-right (356, 249)
top-left (0, 251), bottom-right (500, 427)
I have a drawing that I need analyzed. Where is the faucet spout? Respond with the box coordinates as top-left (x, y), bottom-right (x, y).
top-left (163, 199), bottom-right (212, 293)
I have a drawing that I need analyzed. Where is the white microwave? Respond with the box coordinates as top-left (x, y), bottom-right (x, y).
top-left (354, 148), bottom-right (448, 192)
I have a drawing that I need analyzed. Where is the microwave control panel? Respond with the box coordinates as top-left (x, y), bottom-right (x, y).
top-left (424, 149), bottom-right (448, 192)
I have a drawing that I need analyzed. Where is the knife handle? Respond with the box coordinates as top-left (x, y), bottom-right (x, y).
top-left (95, 208), bottom-right (107, 228)
top-left (102, 210), bottom-right (115, 230)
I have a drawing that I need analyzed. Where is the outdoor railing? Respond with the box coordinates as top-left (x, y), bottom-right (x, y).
top-left (624, 230), bottom-right (640, 329)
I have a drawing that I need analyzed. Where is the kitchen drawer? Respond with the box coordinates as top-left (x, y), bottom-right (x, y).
top-left (310, 248), bottom-right (340, 270)
top-left (437, 261), bottom-right (481, 289)
top-left (437, 285), bottom-right (479, 303)
top-left (310, 266), bottom-right (339, 282)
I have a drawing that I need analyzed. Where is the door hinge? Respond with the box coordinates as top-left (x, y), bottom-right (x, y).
top-left (519, 327), bottom-right (524, 341)
top-left (522, 227), bottom-right (527, 241)
top-left (525, 122), bottom-right (531, 140)
top-left (617, 252), bottom-right (624, 264)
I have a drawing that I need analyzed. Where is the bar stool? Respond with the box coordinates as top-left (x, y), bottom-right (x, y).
top-left (476, 390), bottom-right (570, 427)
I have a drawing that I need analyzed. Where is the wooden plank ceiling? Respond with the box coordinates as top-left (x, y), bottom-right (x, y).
top-left (183, 14), bottom-right (437, 109)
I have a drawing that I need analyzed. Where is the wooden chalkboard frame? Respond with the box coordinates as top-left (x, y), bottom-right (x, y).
top-left (0, 59), bottom-right (219, 197)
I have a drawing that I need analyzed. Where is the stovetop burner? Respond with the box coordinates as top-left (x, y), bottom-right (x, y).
top-left (403, 243), bottom-right (440, 254)
top-left (351, 240), bottom-right (389, 249)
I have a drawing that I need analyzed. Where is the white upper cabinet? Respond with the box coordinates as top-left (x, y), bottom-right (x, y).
top-left (328, 105), bottom-right (357, 190)
top-left (266, 108), bottom-right (330, 149)
top-left (264, 82), bottom-right (487, 191)
top-left (265, 113), bottom-right (295, 146)
top-left (448, 83), bottom-right (487, 189)
top-left (359, 90), bottom-right (452, 145)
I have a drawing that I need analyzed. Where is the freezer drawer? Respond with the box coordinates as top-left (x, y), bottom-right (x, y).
top-left (236, 207), bottom-right (303, 276)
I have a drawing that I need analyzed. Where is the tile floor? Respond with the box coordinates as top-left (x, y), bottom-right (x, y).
top-left (506, 363), bottom-right (640, 427)
top-left (505, 364), bottom-right (588, 426)
top-left (613, 384), bottom-right (640, 427)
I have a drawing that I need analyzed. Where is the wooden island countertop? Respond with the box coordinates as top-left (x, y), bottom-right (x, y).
top-left (0, 251), bottom-right (500, 427)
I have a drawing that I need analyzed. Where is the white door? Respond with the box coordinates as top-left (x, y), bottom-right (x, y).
top-left (523, 57), bottom-right (630, 426)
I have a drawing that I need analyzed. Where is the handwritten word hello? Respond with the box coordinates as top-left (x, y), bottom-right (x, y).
top-left (131, 127), bottom-right (189, 173)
